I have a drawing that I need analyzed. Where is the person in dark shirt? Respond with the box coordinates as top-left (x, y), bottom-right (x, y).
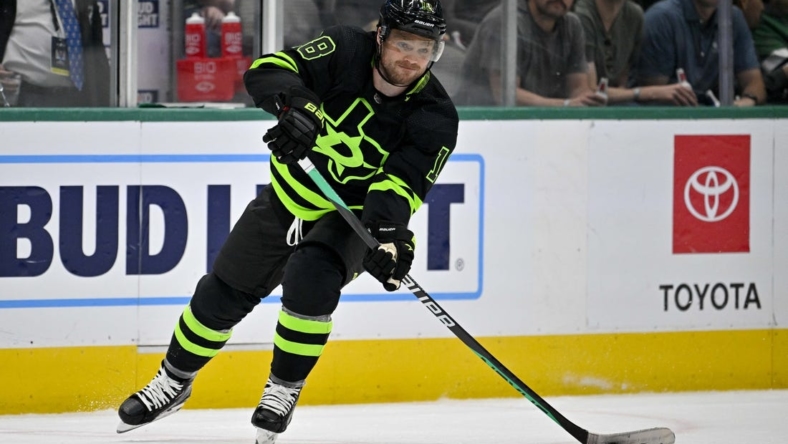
top-left (116, 1), bottom-right (458, 444)
top-left (637, 0), bottom-right (766, 106)
top-left (574, 0), bottom-right (699, 105)
top-left (456, 0), bottom-right (605, 107)
top-left (442, 0), bottom-right (500, 47)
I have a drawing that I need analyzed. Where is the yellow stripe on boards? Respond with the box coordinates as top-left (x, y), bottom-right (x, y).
top-left (774, 329), bottom-right (788, 387)
top-left (1, 329), bottom-right (786, 414)
top-left (0, 345), bottom-right (138, 414)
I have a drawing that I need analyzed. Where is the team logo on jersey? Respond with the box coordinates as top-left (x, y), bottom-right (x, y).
top-left (313, 98), bottom-right (389, 184)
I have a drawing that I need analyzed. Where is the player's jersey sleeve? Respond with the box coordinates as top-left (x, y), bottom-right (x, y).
top-left (244, 26), bottom-right (352, 114)
top-left (361, 90), bottom-right (459, 227)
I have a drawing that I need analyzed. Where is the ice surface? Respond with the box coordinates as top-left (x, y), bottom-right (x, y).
top-left (0, 390), bottom-right (785, 443)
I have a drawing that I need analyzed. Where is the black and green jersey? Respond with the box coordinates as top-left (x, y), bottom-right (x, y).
top-left (244, 25), bottom-right (459, 228)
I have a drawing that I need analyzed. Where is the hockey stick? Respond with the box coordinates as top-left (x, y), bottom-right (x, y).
top-left (297, 158), bottom-right (675, 444)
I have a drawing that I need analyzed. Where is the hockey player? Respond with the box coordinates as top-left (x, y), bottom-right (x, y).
top-left (116, 0), bottom-right (458, 443)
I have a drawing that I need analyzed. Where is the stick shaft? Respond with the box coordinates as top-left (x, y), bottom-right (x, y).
top-left (297, 158), bottom-right (589, 443)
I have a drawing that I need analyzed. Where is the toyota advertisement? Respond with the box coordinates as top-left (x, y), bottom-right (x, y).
top-left (588, 120), bottom-right (775, 331)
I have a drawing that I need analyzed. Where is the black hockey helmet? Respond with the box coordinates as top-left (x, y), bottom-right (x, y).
top-left (378, 0), bottom-right (447, 62)
top-left (379, 0), bottom-right (446, 42)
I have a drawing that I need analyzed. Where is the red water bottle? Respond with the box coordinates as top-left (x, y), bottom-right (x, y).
top-left (185, 12), bottom-right (206, 58)
top-left (221, 11), bottom-right (243, 58)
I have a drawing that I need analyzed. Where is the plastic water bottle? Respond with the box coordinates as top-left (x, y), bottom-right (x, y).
top-left (221, 11), bottom-right (243, 58)
top-left (705, 90), bottom-right (721, 107)
top-left (185, 12), bottom-right (206, 58)
top-left (595, 77), bottom-right (609, 102)
top-left (676, 68), bottom-right (692, 90)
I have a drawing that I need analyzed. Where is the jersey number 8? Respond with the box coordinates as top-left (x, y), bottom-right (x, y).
top-left (297, 36), bottom-right (337, 60)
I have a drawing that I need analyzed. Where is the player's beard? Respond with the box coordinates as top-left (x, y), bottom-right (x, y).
top-left (378, 54), bottom-right (426, 87)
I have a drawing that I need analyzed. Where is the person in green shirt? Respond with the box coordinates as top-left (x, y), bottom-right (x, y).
top-left (750, 0), bottom-right (788, 102)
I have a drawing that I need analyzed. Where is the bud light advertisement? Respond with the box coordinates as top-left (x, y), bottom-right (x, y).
top-left (0, 122), bottom-right (483, 309)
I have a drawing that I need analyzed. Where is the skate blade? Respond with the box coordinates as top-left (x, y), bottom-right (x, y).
top-left (116, 403), bottom-right (186, 434)
top-left (255, 427), bottom-right (278, 444)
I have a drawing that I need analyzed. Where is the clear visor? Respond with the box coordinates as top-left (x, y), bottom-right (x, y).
top-left (384, 36), bottom-right (445, 63)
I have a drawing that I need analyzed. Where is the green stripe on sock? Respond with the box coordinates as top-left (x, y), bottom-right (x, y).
top-left (278, 310), bottom-right (333, 334)
top-left (274, 332), bottom-right (326, 357)
top-left (175, 322), bottom-right (221, 358)
top-left (182, 306), bottom-right (232, 342)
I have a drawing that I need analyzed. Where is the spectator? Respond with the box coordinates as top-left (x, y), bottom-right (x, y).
top-left (632, 0), bottom-right (661, 12)
top-left (0, 0), bottom-right (109, 107)
top-left (430, 35), bottom-right (467, 98)
top-left (283, 0), bottom-right (323, 48)
top-left (733, 0), bottom-right (764, 29)
top-left (636, 0), bottom-right (766, 106)
top-left (331, 0), bottom-right (381, 28)
top-left (442, 0), bottom-right (500, 47)
top-left (455, 0), bottom-right (605, 107)
top-left (574, 0), bottom-right (698, 105)
top-left (750, 0), bottom-right (788, 102)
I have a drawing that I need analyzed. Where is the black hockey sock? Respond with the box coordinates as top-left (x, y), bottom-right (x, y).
top-left (165, 304), bottom-right (233, 373)
top-left (165, 273), bottom-right (259, 373)
top-left (270, 308), bottom-right (332, 382)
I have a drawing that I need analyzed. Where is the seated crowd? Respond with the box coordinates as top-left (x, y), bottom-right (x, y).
top-left (0, 0), bottom-right (786, 107)
top-left (455, 0), bottom-right (786, 106)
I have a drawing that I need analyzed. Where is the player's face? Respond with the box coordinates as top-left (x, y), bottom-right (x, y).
top-left (378, 29), bottom-right (434, 86)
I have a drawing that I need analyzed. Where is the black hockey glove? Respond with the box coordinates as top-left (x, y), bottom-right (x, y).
top-left (263, 87), bottom-right (324, 165)
top-left (363, 221), bottom-right (415, 292)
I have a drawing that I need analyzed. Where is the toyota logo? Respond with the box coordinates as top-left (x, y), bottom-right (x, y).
top-left (684, 166), bottom-right (739, 222)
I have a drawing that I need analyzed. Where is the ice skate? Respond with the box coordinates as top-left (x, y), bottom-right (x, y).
top-left (116, 362), bottom-right (194, 433)
top-left (251, 376), bottom-right (304, 441)
top-left (255, 427), bottom-right (279, 444)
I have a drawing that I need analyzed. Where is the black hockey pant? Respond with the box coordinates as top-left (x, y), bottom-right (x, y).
top-left (163, 186), bottom-right (366, 383)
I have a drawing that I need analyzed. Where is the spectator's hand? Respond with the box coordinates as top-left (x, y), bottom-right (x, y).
top-left (733, 96), bottom-right (757, 107)
top-left (214, 0), bottom-right (235, 12)
top-left (0, 65), bottom-right (21, 94)
top-left (201, 6), bottom-right (225, 31)
top-left (0, 64), bottom-right (14, 81)
top-left (651, 84), bottom-right (698, 106)
top-left (566, 92), bottom-right (606, 107)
